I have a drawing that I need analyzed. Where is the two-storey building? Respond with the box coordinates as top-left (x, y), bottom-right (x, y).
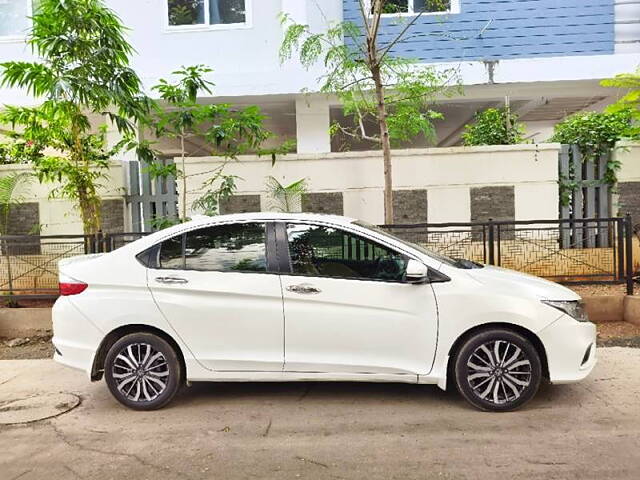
top-left (0, 0), bottom-right (638, 154)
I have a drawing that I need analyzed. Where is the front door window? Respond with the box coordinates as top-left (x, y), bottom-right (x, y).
top-left (286, 224), bottom-right (408, 282)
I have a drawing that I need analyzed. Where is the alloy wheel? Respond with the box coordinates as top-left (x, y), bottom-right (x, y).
top-left (466, 340), bottom-right (533, 406)
top-left (112, 343), bottom-right (170, 402)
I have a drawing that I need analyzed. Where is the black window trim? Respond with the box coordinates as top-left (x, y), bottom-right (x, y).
top-left (138, 221), bottom-right (280, 275)
top-left (276, 221), bottom-right (416, 284)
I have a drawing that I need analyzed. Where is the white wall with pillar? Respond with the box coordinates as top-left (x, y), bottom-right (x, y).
top-left (181, 143), bottom-right (562, 224)
top-left (295, 95), bottom-right (332, 154)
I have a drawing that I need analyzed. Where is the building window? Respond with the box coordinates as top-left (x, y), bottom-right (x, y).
top-left (0, 0), bottom-right (30, 38)
top-left (167, 0), bottom-right (247, 28)
top-left (372, 0), bottom-right (457, 16)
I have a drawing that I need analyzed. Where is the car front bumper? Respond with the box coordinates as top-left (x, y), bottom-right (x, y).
top-left (537, 314), bottom-right (597, 384)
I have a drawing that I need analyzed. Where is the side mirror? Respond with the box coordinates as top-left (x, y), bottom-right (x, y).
top-left (406, 259), bottom-right (429, 284)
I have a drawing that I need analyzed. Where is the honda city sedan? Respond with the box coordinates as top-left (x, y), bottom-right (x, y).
top-left (52, 213), bottom-right (596, 412)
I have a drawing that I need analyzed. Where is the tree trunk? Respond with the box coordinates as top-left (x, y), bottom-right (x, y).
top-left (78, 186), bottom-right (102, 235)
top-left (371, 64), bottom-right (394, 225)
top-left (368, 0), bottom-right (394, 225)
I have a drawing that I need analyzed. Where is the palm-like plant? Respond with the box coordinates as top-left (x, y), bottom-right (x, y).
top-left (0, 172), bottom-right (32, 235)
top-left (265, 176), bottom-right (308, 213)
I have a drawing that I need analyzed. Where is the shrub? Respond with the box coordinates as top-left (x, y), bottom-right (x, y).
top-left (549, 109), bottom-right (635, 159)
top-left (550, 109), bottom-right (635, 206)
top-left (461, 108), bottom-right (525, 146)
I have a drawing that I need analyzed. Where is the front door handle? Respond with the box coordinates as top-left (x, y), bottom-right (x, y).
top-left (155, 276), bottom-right (189, 284)
top-left (287, 283), bottom-right (321, 295)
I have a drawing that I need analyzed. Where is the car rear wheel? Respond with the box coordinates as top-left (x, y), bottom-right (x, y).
top-left (454, 329), bottom-right (542, 412)
top-left (104, 333), bottom-right (182, 410)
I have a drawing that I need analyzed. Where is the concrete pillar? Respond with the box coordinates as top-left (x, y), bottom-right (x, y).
top-left (295, 95), bottom-right (331, 154)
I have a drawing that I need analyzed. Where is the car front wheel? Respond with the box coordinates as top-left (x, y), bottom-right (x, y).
top-left (454, 328), bottom-right (542, 412)
top-left (104, 332), bottom-right (182, 410)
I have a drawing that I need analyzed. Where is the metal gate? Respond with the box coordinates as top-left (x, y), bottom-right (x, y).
top-left (126, 160), bottom-right (178, 233)
top-left (559, 145), bottom-right (612, 248)
top-left (384, 216), bottom-right (635, 295)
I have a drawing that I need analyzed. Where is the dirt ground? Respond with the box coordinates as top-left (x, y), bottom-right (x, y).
top-left (568, 283), bottom-right (638, 297)
top-left (0, 298), bottom-right (56, 309)
top-left (0, 336), bottom-right (53, 360)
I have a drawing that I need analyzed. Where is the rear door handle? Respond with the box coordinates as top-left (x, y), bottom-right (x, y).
top-left (286, 283), bottom-right (321, 295)
top-left (155, 276), bottom-right (189, 284)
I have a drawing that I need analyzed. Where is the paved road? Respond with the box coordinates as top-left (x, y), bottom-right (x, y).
top-left (1, 348), bottom-right (639, 480)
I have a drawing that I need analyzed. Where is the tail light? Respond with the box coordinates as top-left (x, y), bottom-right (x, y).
top-left (59, 282), bottom-right (88, 296)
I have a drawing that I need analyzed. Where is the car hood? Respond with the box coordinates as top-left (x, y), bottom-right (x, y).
top-left (464, 265), bottom-right (580, 301)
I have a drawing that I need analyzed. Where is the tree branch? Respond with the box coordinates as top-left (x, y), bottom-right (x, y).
top-left (377, 8), bottom-right (431, 62)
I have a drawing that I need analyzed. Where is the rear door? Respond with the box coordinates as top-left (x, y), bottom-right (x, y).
top-left (146, 221), bottom-right (284, 372)
top-left (278, 222), bottom-right (439, 376)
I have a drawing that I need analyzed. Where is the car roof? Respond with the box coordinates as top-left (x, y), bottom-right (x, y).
top-left (188, 212), bottom-right (357, 226)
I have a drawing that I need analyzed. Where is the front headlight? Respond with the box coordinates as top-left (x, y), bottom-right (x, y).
top-left (542, 300), bottom-right (589, 322)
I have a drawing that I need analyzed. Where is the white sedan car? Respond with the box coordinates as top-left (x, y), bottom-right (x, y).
top-left (53, 213), bottom-right (596, 412)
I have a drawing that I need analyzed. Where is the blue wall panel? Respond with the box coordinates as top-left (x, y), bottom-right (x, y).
top-left (343, 0), bottom-right (615, 62)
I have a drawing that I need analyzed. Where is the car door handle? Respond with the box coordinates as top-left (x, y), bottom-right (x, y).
top-left (286, 283), bottom-right (321, 295)
top-left (155, 276), bottom-right (189, 284)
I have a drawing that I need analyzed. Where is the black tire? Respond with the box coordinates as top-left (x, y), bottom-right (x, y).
top-left (104, 332), bottom-right (182, 411)
top-left (454, 328), bottom-right (542, 412)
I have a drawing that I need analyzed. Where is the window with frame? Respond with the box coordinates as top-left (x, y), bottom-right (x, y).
top-left (167, 0), bottom-right (247, 27)
top-left (0, 0), bottom-right (30, 37)
top-left (286, 224), bottom-right (408, 282)
top-left (155, 223), bottom-right (267, 272)
top-left (373, 0), bottom-right (452, 15)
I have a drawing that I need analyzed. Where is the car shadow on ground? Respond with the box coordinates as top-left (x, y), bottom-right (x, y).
top-left (164, 379), bottom-right (567, 412)
top-left (174, 380), bottom-right (458, 405)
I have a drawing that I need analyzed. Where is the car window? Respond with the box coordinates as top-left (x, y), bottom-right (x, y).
top-left (184, 223), bottom-right (267, 272)
top-left (286, 223), bottom-right (408, 282)
top-left (158, 235), bottom-right (184, 269)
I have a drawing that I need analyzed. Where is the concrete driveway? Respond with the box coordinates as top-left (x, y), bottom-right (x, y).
top-left (1, 348), bottom-right (639, 480)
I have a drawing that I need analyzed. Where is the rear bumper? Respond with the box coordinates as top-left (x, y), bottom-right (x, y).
top-left (538, 315), bottom-right (597, 384)
top-left (52, 297), bottom-right (103, 378)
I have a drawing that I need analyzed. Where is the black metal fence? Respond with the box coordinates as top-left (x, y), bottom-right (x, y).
top-left (0, 232), bottom-right (148, 300)
top-left (0, 216), bottom-right (636, 301)
top-left (384, 216), bottom-right (635, 295)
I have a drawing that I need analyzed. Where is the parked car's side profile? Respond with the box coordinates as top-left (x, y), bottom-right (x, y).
top-left (52, 213), bottom-right (597, 412)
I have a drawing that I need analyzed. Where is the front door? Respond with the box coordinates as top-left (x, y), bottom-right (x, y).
top-left (148, 222), bottom-right (284, 372)
top-left (279, 222), bottom-right (438, 376)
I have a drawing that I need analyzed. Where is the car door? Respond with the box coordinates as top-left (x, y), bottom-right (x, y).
top-left (146, 221), bottom-right (284, 372)
top-left (278, 222), bottom-right (439, 376)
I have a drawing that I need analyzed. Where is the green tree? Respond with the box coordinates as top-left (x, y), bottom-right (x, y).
top-left (602, 68), bottom-right (640, 138)
top-left (462, 107), bottom-right (525, 146)
top-left (280, 0), bottom-right (459, 224)
top-left (0, 0), bottom-right (150, 234)
top-left (147, 65), bottom-right (284, 220)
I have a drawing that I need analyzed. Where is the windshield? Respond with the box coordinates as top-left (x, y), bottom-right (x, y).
top-left (352, 220), bottom-right (461, 267)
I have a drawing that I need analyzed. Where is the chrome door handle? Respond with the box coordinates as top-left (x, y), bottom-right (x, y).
top-left (287, 283), bottom-right (321, 295)
top-left (155, 276), bottom-right (189, 284)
